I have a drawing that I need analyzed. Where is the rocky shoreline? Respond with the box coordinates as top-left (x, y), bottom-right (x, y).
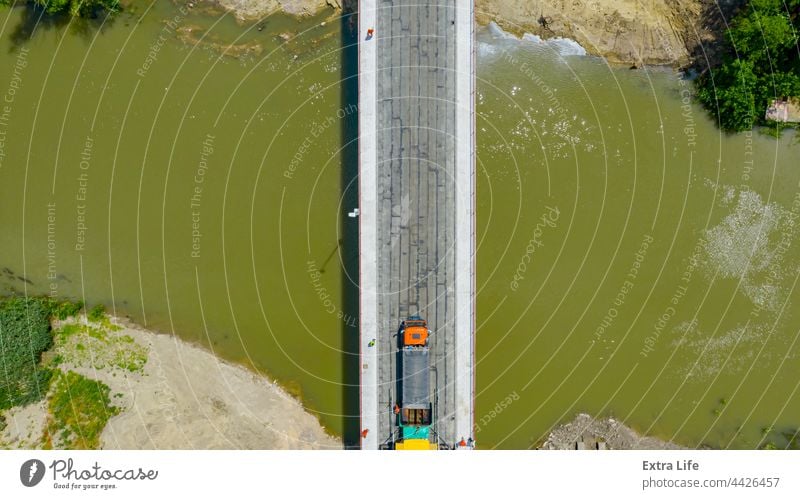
top-left (541, 413), bottom-right (687, 450)
top-left (204, 0), bottom-right (720, 66)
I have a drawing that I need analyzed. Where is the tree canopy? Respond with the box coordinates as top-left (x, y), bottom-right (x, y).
top-left (0, 0), bottom-right (119, 17)
top-left (696, 0), bottom-right (800, 131)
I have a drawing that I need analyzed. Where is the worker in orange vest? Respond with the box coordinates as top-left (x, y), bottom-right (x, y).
top-left (361, 429), bottom-right (369, 438)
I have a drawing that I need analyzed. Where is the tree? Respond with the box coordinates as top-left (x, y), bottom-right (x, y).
top-left (696, 0), bottom-right (800, 131)
top-left (0, 0), bottom-right (119, 17)
top-left (698, 59), bottom-right (758, 131)
top-left (727, 1), bottom-right (796, 63)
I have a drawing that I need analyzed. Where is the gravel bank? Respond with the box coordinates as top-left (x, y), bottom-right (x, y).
top-left (541, 413), bottom-right (687, 450)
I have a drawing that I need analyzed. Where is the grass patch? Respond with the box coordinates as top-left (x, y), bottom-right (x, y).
top-left (54, 322), bottom-right (147, 373)
top-left (57, 323), bottom-right (82, 338)
top-left (42, 370), bottom-right (119, 450)
top-left (49, 300), bottom-right (83, 321)
top-left (87, 304), bottom-right (105, 323)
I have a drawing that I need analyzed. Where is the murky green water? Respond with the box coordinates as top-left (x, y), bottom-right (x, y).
top-left (475, 30), bottom-right (800, 449)
top-left (1, 4), bottom-right (798, 448)
top-left (0, 2), bottom-right (361, 440)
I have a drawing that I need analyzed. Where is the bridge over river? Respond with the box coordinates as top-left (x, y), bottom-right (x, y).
top-left (358, 0), bottom-right (476, 450)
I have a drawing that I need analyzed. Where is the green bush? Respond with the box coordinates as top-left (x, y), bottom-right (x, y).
top-left (0, 297), bottom-right (54, 410)
top-left (87, 304), bottom-right (105, 323)
top-left (49, 300), bottom-right (84, 321)
top-left (696, 0), bottom-right (800, 131)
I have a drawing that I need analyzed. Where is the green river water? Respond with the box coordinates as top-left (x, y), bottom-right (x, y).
top-left (1, 3), bottom-right (798, 449)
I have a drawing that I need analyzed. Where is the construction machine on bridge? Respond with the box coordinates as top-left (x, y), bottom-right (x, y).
top-left (394, 316), bottom-right (438, 450)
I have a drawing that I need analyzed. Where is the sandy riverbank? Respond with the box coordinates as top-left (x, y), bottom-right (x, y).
top-left (100, 320), bottom-right (341, 449)
top-left (204, 0), bottom-right (343, 20)
top-left (205, 0), bottom-right (719, 66)
top-left (0, 317), bottom-right (340, 450)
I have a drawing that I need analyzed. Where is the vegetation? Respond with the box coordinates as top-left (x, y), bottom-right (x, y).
top-left (0, 296), bottom-right (137, 448)
top-left (0, 297), bottom-right (53, 411)
top-left (696, 0), bottom-right (800, 131)
top-left (42, 370), bottom-right (118, 449)
top-left (54, 321), bottom-right (147, 373)
top-left (0, 0), bottom-right (120, 18)
top-left (87, 303), bottom-right (105, 322)
top-left (50, 300), bottom-right (83, 321)
top-left (761, 427), bottom-right (800, 449)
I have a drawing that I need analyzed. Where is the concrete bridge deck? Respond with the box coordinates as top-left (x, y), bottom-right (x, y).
top-left (358, 0), bottom-right (475, 450)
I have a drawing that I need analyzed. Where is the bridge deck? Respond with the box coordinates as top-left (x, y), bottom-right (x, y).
top-left (359, 0), bottom-right (474, 450)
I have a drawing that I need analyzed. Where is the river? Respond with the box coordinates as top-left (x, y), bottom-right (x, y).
top-left (0, 3), bottom-right (798, 449)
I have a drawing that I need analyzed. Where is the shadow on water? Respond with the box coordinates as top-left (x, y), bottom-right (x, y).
top-left (339, 3), bottom-right (360, 449)
top-left (7, 3), bottom-right (119, 52)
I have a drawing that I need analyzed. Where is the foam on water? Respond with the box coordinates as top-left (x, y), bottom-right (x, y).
top-left (701, 187), bottom-right (797, 312)
top-left (671, 322), bottom-right (766, 382)
top-left (483, 22), bottom-right (587, 58)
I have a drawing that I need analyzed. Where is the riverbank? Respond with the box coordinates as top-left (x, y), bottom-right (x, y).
top-left (206, 0), bottom-right (717, 66)
top-left (204, 0), bottom-right (345, 20)
top-left (541, 413), bottom-right (687, 450)
top-left (0, 315), bottom-right (341, 450)
top-left (476, 0), bottom-right (710, 66)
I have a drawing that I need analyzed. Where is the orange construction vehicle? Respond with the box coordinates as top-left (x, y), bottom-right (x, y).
top-left (402, 316), bottom-right (429, 347)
